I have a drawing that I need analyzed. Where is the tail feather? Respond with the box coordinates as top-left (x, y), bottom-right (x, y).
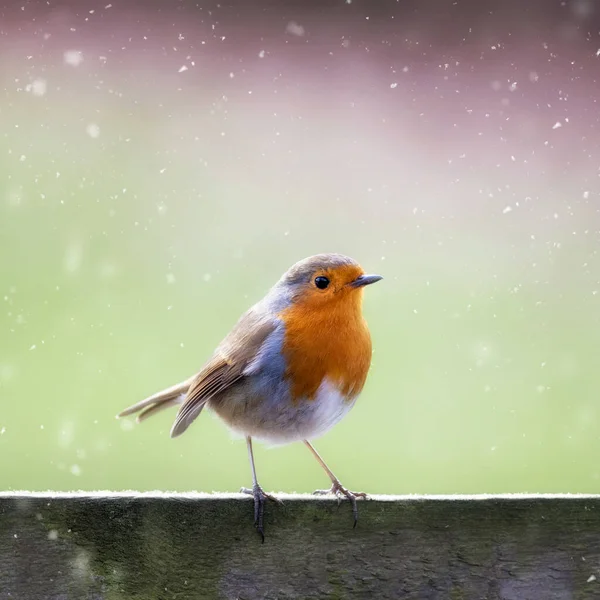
top-left (117, 378), bottom-right (193, 422)
top-left (137, 397), bottom-right (181, 422)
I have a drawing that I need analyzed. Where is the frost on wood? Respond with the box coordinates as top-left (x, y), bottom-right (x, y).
top-left (1, 494), bottom-right (600, 599)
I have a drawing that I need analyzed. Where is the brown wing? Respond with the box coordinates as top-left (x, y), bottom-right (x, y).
top-left (170, 305), bottom-right (277, 438)
top-left (169, 356), bottom-right (239, 437)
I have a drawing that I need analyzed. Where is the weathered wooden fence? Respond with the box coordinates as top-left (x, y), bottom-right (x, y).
top-left (1, 492), bottom-right (600, 599)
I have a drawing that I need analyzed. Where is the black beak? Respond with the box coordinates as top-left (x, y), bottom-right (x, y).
top-left (349, 274), bottom-right (383, 288)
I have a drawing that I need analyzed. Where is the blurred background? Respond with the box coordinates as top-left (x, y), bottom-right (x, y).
top-left (1, 0), bottom-right (599, 494)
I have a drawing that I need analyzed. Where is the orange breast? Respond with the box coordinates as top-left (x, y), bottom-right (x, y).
top-left (279, 292), bottom-right (372, 402)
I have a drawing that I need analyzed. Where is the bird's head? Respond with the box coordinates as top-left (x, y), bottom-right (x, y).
top-left (274, 253), bottom-right (382, 312)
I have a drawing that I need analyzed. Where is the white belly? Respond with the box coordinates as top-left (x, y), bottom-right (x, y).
top-left (215, 377), bottom-right (358, 446)
top-left (293, 378), bottom-right (357, 442)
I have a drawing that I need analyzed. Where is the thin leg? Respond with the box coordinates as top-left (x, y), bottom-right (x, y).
top-left (240, 436), bottom-right (281, 541)
top-left (304, 440), bottom-right (367, 527)
top-left (247, 435), bottom-right (260, 488)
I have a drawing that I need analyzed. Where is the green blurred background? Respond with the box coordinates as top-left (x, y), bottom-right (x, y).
top-left (1, 0), bottom-right (599, 494)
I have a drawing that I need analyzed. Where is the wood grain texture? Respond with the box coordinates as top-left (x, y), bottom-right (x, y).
top-left (1, 493), bottom-right (600, 600)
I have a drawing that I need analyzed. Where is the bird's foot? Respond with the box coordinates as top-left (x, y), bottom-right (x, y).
top-left (313, 479), bottom-right (367, 527)
top-left (240, 484), bottom-right (282, 541)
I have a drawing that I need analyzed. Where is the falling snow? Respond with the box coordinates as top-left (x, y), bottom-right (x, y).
top-left (119, 419), bottom-right (134, 432)
top-left (63, 50), bottom-right (83, 66)
top-left (26, 78), bottom-right (47, 96)
top-left (64, 241), bottom-right (83, 273)
top-left (86, 123), bottom-right (100, 138)
top-left (58, 422), bottom-right (75, 449)
top-left (0, 364), bottom-right (14, 383)
top-left (285, 21), bottom-right (305, 36)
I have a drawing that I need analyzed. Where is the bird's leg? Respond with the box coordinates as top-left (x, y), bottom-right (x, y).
top-left (304, 440), bottom-right (367, 527)
top-left (240, 436), bottom-right (280, 541)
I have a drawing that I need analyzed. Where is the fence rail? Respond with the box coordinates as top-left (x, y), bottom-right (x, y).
top-left (1, 492), bottom-right (600, 599)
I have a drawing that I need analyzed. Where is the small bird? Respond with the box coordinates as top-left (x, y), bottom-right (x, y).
top-left (118, 253), bottom-right (381, 540)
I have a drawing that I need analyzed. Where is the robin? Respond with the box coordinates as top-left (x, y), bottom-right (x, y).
top-left (118, 253), bottom-right (382, 540)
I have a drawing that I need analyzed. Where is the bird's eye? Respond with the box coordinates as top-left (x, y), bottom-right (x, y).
top-left (314, 276), bottom-right (330, 290)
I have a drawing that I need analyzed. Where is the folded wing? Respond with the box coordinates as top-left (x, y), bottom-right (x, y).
top-left (170, 307), bottom-right (278, 438)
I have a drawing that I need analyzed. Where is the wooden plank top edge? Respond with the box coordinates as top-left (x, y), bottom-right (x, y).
top-left (1, 490), bottom-right (599, 500)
